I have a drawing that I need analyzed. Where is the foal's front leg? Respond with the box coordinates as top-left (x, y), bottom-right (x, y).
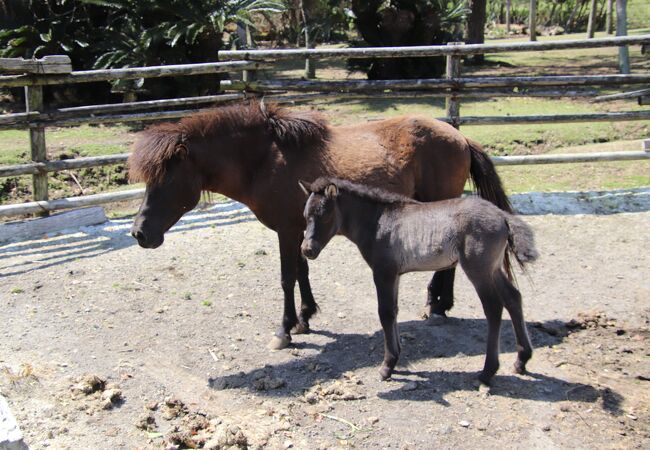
top-left (268, 232), bottom-right (301, 350)
top-left (373, 270), bottom-right (401, 380)
top-left (295, 255), bottom-right (319, 334)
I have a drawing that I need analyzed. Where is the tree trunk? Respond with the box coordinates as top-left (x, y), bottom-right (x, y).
top-left (616, 0), bottom-right (630, 73)
top-left (466, 0), bottom-right (487, 63)
top-left (529, 0), bottom-right (537, 41)
top-left (605, 0), bottom-right (613, 34)
top-left (586, 0), bottom-right (598, 38)
top-left (506, 0), bottom-right (511, 33)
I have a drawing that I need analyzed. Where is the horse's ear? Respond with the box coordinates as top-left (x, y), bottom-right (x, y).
top-left (325, 184), bottom-right (338, 198)
top-left (298, 180), bottom-right (311, 196)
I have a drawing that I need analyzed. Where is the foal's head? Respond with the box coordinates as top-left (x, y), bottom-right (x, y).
top-left (300, 181), bottom-right (340, 260)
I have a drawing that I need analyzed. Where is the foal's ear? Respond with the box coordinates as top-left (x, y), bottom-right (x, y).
top-left (324, 184), bottom-right (338, 198)
top-left (298, 180), bottom-right (311, 196)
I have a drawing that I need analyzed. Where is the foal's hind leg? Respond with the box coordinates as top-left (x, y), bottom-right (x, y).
top-left (295, 255), bottom-right (319, 334)
top-left (465, 275), bottom-right (504, 385)
top-left (495, 272), bottom-right (533, 374)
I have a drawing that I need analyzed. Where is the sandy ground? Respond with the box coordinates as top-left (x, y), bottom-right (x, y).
top-left (1, 196), bottom-right (649, 449)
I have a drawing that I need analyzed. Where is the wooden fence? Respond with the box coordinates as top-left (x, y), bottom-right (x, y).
top-left (0, 35), bottom-right (649, 219)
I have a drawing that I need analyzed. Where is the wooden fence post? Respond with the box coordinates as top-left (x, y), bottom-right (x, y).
top-left (25, 85), bottom-right (48, 216)
top-left (529, 0), bottom-right (537, 41)
top-left (446, 42), bottom-right (463, 129)
top-left (616, 0), bottom-right (630, 74)
top-left (242, 24), bottom-right (257, 83)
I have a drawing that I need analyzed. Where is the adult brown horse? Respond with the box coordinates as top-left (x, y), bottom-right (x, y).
top-left (128, 100), bottom-right (512, 350)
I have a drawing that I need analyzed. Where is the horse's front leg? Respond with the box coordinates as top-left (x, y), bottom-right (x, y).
top-left (373, 270), bottom-right (401, 380)
top-left (423, 268), bottom-right (456, 323)
top-left (268, 232), bottom-right (301, 350)
top-left (294, 255), bottom-right (319, 334)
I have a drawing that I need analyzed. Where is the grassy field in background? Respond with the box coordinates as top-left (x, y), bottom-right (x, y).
top-left (0, 29), bottom-right (648, 209)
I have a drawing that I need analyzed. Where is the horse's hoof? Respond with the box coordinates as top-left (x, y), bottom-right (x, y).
top-left (379, 365), bottom-right (393, 381)
top-left (426, 313), bottom-right (446, 326)
top-left (292, 322), bottom-right (310, 334)
top-left (268, 335), bottom-right (291, 351)
top-left (477, 372), bottom-right (492, 386)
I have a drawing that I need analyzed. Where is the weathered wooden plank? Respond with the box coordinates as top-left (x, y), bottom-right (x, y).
top-left (0, 60), bottom-right (267, 88)
top-left (218, 35), bottom-right (650, 60)
top-left (0, 188), bottom-right (145, 218)
top-left (492, 150), bottom-right (650, 165)
top-left (459, 110), bottom-right (650, 125)
top-left (0, 154), bottom-right (130, 178)
top-left (593, 88), bottom-right (650, 102)
top-left (0, 55), bottom-right (71, 74)
top-left (0, 206), bottom-right (107, 243)
top-left (245, 74), bottom-right (650, 92)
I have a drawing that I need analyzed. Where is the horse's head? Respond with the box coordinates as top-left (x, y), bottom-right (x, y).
top-left (300, 180), bottom-right (340, 260)
top-left (129, 131), bottom-right (203, 249)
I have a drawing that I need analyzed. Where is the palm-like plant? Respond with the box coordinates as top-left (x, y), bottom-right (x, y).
top-left (351, 0), bottom-right (469, 79)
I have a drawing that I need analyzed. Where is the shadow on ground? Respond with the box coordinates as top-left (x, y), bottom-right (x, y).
top-left (208, 317), bottom-right (623, 414)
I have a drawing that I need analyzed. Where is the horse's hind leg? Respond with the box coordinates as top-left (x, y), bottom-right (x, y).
top-left (495, 272), bottom-right (533, 374)
top-left (424, 269), bottom-right (456, 320)
top-left (295, 255), bottom-right (319, 334)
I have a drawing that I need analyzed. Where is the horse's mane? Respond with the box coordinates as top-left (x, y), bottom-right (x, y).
top-left (128, 100), bottom-right (330, 184)
top-left (310, 177), bottom-right (418, 205)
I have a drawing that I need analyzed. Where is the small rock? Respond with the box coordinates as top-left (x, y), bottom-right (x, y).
top-left (284, 440), bottom-right (294, 449)
top-left (367, 416), bottom-right (379, 425)
top-left (402, 381), bottom-right (418, 392)
top-left (542, 424), bottom-right (551, 432)
top-left (337, 312), bottom-right (346, 319)
top-left (101, 388), bottom-right (123, 409)
top-left (135, 413), bottom-right (157, 431)
top-left (458, 420), bottom-right (470, 428)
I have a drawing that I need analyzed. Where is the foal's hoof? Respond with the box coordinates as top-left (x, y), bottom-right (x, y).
top-left (292, 322), bottom-right (310, 335)
top-left (425, 313), bottom-right (447, 326)
top-left (379, 365), bottom-right (393, 381)
top-left (268, 334), bottom-right (291, 351)
top-left (513, 360), bottom-right (527, 375)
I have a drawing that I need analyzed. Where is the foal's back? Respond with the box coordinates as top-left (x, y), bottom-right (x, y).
top-left (380, 197), bottom-right (509, 274)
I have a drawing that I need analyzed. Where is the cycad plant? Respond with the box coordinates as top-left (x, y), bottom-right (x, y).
top-left (350, 0), bottom-right (469, 79)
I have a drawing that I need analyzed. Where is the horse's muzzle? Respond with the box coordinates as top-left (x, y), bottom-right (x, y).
top-left (300, 240), bottom-right (321, 260)
top-left (130, 227), bottom-right (163, 249)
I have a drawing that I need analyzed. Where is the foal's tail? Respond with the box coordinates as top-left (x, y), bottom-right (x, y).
top-left (504, 213), bottom-right (539, 276)
top-left (467, 138), bottom-right (517, 279)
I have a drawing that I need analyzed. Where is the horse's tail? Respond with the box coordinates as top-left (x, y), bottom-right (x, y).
top-left (466, 137), bottom-right (518, 280)
top-left (504, 212), bottom-right (539, 276)
top-left (467, 138), bottom-right (512, 214)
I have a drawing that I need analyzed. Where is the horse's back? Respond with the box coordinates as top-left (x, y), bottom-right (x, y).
top-left (328, 115), bottom-right (470, 201)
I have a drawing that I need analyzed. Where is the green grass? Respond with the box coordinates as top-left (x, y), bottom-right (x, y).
top-left (0, 124), bottom-right (135, 165)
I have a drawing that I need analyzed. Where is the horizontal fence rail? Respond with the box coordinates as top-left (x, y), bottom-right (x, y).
top-left (0, 60), bottom-right (267, 88)
top-left (2, 151), bottom-right (649, 218)
top-left (219, 35), bottom-right (650, 60)
top-left (241, 74), bottom-right (650, 93)
top-left (0, 35), bottom-right (648, 220)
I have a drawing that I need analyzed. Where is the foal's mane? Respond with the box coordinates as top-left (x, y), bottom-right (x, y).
top-left (128, 100), bottom-right (330, 184)
top-left (311, 177), bottom-right (418, 205)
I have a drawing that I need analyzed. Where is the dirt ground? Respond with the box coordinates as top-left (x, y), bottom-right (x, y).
top-left (1, 202), bottom-right (649, 449)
